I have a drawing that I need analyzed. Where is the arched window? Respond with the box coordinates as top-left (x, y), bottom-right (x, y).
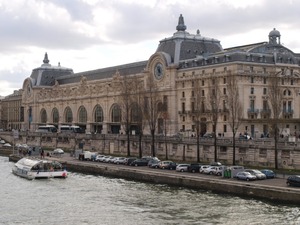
top-left (111, 104), bottom-right (121, 122)
top-left (94, 105), bottom-right (103, 122)
top-left (65, 107), bottom-right (73, 123)
top-left (40, 108), bottom-right (47, 123)
top-left (78, 106), bottom-right (87, 123)
top-left (52, 108), bottom-right (59, 123)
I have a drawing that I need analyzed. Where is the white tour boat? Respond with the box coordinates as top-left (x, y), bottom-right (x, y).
top-left (12, 157), bottom-right (68, 180)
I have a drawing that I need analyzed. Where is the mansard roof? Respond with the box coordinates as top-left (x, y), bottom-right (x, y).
top-left (178, 27), bottom-right (300, 69)
top-left (156, 14), bottom-right (223, 64)
top-left (56, 61), bottom-right (147, 85)
top-left (30, 53), bottom-right (73, 87)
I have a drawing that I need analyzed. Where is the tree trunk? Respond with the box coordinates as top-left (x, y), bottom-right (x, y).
top-left (138, 133), bottom-right (142, 158)
top-left (274, 128), bottom-right (278, 170)
top-left (232, 133), bottom-right (236, 165)
top-left (127, 130), bottom-right (130, 157)
top-left (151, 129), bottom-right (155, 157)
top-left (197, 134), bottom-right (200, 162)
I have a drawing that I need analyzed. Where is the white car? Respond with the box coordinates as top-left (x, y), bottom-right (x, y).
top-left (203, 166), bottom-right (217, 175)
top-left (95, 155), bottom-right (105, 162)
top-left (114, 157), bottom-right (126, 164)
top-left (53, 148), bottom-right (64, 155)
top-left (245, 169), bottom-right (267, 180)
top-left (200, 165), bottom-right (210, 173)
top-left (213, 166), bottom-right (224, 176)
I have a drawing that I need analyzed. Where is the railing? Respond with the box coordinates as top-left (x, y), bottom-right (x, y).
top-left (247, 108), bottom-right (259, 113)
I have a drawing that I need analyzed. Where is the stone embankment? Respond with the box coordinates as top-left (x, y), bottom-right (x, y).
top-left (6, 152), bottom-right (300, 206)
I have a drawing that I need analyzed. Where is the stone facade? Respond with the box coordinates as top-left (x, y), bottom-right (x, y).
top-left (2, 14), bottom-right (300, 168)
top-left (19, 15), bottom-right (300, 139)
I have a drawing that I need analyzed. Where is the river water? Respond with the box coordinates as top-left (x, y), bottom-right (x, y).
top-left (0, 156), bottom-right (299, 225)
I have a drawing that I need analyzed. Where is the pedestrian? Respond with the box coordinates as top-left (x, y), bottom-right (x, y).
top-left (41, 149), bottom-right (45, 159)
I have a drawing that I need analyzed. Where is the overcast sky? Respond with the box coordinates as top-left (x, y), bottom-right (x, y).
top-left (1, 0), bottom-right (300, 96)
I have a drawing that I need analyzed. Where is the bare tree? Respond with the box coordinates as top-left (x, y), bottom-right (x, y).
top-left (143, 74), bottom-right (162, 157)
top-left (268, 70), bottom-right (284, 170)
top-left (131, 78), bottom-right (146, 158)
top-left (119, 75), bottom-right (136, 156)
top-left (191, 78), bottom-right (205, 162)
top-left (226, 71), bottom-right (243, 165)
top-left (207, 76), bottom-right (222, 162)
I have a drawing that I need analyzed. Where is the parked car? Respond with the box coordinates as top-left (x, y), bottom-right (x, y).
top-left (210, 162), bottom-right (222, 166)
top-left (260, 169), bottom-right (276, 179)
top-left (53, 148), bottom-right (64, 156)
top-left (200, 165), bottom-right (210, 173)
top-left (245, 169), bottom-right (266, 180)
top-left (239, 134), bottom-right (252, 140)
top-left (286, 175), bottom-right (300, 187)
top-left (148, 159), bottom-right (161, 168)
top-left (130, 158), bottom-right (149, 166)
top-left (124, 157), bottom-right (137, 166)
top-left (142, 156), bottom-right (159, 161)
top-left (202, 133), bottom-right (215, 138)
top-left (103, 156), bottom-right (114, 163)
top-left (95, 155), bottom-right (105, 162)
top-left (114, 157), bottom-right (126, 164)
top-left (176, 164), bottom-right (190, 172)
top-left (213, 166), bottom-right (224, 176)
top-left (159, 161), bottom-right (177, 170)
top-left (187, 163), bottom-right (201, 173)
top-left (203, 166), bottom-right (217, 175)
top-left (235, 172), bottom-right (257, 181)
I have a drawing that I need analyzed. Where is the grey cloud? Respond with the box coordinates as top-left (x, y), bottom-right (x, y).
top-left (41, 0), bottom-right (94, 22)
top-left (102, 0), bottom-right (300, 47)
top-left (0, 69), bottom-right (27, 86)
top-left (0, 2), bottom-right (102, 53)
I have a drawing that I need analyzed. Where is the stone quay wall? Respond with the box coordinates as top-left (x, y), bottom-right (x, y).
top-left (1, 131), bottom-right (300, 169)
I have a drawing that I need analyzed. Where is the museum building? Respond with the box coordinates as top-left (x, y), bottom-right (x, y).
top-left (18, 14), bottom-right (300, 138)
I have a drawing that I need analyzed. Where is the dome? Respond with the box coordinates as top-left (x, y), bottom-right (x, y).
top-left (268, 28), bottom-right (281, 45)
top-left (269, 28), bottom-right (280, 37)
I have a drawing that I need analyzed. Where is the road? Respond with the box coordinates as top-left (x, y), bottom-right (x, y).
top-left (50, 154), bottom-right (298, 190)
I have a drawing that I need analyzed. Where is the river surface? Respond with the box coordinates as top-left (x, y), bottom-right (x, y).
top-left (0, 156), bottom-right (299, 225)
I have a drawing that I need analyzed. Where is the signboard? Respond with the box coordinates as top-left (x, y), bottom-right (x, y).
top-left (13, 130), bottom-right (19, 139)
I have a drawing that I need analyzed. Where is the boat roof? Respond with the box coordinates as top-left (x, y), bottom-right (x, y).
top-left (15, 157), bottom-right (59, 168)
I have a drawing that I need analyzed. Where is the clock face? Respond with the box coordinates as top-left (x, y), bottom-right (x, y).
top-left (154, 63), bottom-right (164, 80)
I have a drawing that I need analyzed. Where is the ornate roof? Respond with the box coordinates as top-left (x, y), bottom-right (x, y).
top-left (30, 53), bottom-right (73, 87)
top-left (156, 14), bottom-right (223, 64)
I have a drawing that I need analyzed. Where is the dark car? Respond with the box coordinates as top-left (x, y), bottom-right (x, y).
top-left (159, 161), bottom-right (177, 170)
top-left (124, 157), bottom-right (137, 166)
top-left (187, 163), bottom-right (201, 173)
top-left (260, 169), bottom-right (276, 179)
top-left (130, 158), bottom-right (149, 166)
top-left (148, 159), bottom-right (161, 168)
top-left (287, 175), bottom-right (300, 187)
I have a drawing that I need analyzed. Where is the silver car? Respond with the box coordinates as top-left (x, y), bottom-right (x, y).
top-left (245, 169), bottom-right (267, 180)
top-left (176, 164), bottom-right (190, 172)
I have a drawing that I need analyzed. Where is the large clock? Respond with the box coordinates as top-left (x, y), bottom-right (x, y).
top-left (154, 63), bottom-right (164, 80)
